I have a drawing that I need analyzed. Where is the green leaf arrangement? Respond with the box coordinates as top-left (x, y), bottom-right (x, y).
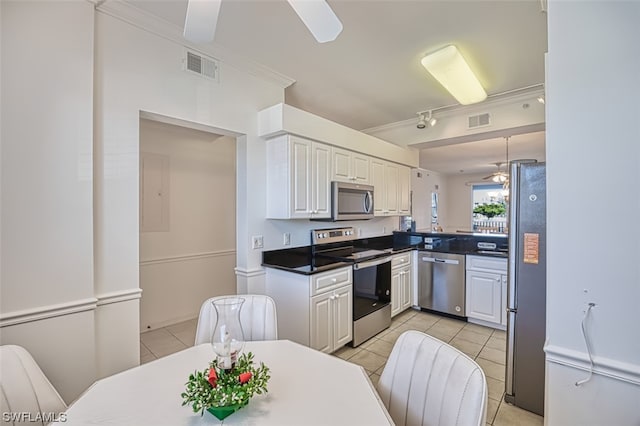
top-left (473, 203), bottom-right (506, 219)
top-left (181, 352), bottom-right (270, 416)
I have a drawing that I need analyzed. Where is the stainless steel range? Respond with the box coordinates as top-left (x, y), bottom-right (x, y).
top-left (311, 227), bottom-right (392, 346)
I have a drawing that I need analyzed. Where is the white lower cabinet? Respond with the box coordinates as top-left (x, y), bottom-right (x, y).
top-left (391, 252), bottom-right (412, 317)
top-left (465, 255), bottom-right (507, 330)
top-left (264, 266), bottom-right (353, 353)
top-left (310, 284), bottom-right (352, 352)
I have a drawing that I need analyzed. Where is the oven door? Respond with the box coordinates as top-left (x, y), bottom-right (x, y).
top-left (352, 257), bottom-right (391, 320)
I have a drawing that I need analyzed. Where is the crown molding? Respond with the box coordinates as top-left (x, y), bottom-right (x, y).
top-left (95, 0), bottom-right (296, 89)
top-left (362, 84), bottom-right (545, 135)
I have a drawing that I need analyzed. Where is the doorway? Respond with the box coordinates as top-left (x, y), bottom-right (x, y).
top-left (138, 117), bottom-right (237, 331)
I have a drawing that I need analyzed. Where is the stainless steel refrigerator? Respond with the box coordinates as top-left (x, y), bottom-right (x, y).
top-left (504, 161), bottom-right (546, 416)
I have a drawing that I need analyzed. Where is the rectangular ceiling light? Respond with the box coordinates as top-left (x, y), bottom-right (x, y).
top-left (420, 45), bottom-right (487, 105)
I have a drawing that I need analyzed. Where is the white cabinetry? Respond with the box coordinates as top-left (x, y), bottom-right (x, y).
top-left (371, 159), bottom-right (410, 217)
top-left (465, 255), bottom-right (507, 330)
top-left (264, 266), bottom-right (353, 353)
top-left (266, 135), bottom-right (331, 219)
top-left (398, 165), bottom-right (411, 215)
top-left (391, 252), bottom-right (412, 317)
top-left (331, 146), bottom-right (370, 184)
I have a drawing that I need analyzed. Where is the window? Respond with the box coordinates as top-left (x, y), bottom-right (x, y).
top-left (471, 184), bottom-right (507, 233)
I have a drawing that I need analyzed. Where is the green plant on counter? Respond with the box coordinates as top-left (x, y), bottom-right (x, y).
top-left (473, 203), bottom-right (506, 219)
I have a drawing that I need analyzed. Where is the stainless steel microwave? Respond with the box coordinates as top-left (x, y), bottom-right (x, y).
top-left (330, 181), bottom-right (374, 221)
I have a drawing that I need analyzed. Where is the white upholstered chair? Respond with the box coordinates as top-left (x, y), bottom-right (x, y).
top-left (0, 345), bottom-right (67, 425)
top-left (194, 294), bottom-right (278, 345)
top-left (377, 330), bottom-right (487, 426)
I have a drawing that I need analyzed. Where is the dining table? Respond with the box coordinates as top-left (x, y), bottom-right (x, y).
top-left (52, 340), bottom-right (394, 425)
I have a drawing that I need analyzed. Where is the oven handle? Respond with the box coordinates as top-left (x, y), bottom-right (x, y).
top-left (354, 256), bottom-right (391, 270)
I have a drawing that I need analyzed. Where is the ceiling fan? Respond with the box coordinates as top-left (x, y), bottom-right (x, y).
top-left (483, 136), bottom-right (510, 184)
top-left (183, 0), bottom-right (343, 44)
top-left (483, 162), bottom-right (508, 183)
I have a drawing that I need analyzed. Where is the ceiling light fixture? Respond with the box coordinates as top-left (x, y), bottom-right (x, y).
top-left (416, 110), bottom-right (437, 129)
top-left (420, 45), bottom-right (487, 105)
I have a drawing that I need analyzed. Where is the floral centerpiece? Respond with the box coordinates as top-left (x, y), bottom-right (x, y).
top-left (181, 352), bottom-right (270, 420)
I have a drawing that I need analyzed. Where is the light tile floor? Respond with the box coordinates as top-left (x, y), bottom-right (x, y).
top-left (140, 309), bottom-right (543, 426)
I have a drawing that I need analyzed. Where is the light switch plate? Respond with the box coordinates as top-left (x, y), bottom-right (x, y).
top-left (252, 235), bottom-right (264, 249)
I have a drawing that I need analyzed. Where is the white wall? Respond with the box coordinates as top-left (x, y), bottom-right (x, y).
top-left (139, 120), bottom-right (236, 329)
top-left (93, 6), bottom-right (285, 377)
top-left (410, 168), bottom-right (445, 231)
top-left (0, 1), bottom-right (97, 402)
top-left (1, 0), bottom-right (285, 402)
top-left (545, 1), bottom-right (640, 423)
top-left (440, 172), bottom-right (490, 233)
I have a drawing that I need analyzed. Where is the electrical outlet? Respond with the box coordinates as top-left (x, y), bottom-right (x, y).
top-left (283, 233), bottom-right (291, 246)
top-left (251, 235), bottom-right (264, 249)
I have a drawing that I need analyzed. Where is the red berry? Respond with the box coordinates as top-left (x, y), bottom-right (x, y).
top-left (208, 368), bottom-right (218, 388)
top-left (238, 372), bottom-right (252, 384)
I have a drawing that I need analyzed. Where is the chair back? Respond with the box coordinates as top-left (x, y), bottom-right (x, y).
top-left (0, 345), bottom-right (67, 425)
top-left (377, 330), bottom-right (487, 426)
top-left (194, 294), bottom-right (278, 345)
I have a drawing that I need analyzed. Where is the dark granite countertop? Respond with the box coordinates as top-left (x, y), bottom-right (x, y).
top-left (262, 232), bottom-right (508, 275)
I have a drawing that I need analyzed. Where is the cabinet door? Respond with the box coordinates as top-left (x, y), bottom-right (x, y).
top-left (398, 165), bottom-right (411, 215)
top-left (331, 147), bottom-right (351, 183)
top-left (370, 159), bottom-right (386, 216)
top-left (400, 267), bottom-right (412, 311)
top-left (310, 292), bottom-right (332, 353)
top-left (391, 268), bottom-right (402, 317)
top-left (385, 163), bottom-right (399, 215)
top-left (290, 136), bottom-right (312, 218)
top-left (333, 285), bottom-right (353, 349)
top-left (311, 142), bottom-right (331, 218)
top-left (351, 153), bottom-right (370, 184)
top-left (466, 270), bottom-right (502, 324)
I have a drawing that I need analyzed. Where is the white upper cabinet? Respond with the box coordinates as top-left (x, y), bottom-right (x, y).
top-left (266, 135), bottom-right (331, 219)
top-left (331, 147), bottom-right (370, 184)
top-left (370, 159), bottom-right (410, 217)
top-left (398, 165), bottom-right (411, 215)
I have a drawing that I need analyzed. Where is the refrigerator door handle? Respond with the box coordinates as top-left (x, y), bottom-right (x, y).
top-left (507, 161), bottom-right (520, 311)
top-left (505, 310), bottom-right (517, 397)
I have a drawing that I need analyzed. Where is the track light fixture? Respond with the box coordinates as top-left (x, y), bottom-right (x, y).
top-left (416, 110), bottom-right (437, 129)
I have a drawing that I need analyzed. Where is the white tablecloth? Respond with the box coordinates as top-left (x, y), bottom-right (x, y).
top-left (54, 340), bottom-right (393, 425)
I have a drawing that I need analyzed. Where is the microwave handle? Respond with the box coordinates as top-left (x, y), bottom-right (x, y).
top-left (364, 191), bottom-right (372, 213)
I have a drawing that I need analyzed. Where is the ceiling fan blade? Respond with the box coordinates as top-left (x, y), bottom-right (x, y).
top-left (287, 0), bottom-right (343, 43)
top-left (183, 0), bottom-right (222, 43)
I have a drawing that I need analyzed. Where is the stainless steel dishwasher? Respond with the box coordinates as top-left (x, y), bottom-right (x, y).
top-left (418, 251), bottom-right (466, 317)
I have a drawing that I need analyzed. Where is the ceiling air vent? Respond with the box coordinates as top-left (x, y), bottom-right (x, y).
top-left (184, 51), bottom-right (219, 81)
top-left (468, 113), bottom-right (491, 129)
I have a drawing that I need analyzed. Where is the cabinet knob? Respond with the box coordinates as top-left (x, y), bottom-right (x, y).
top-left (331, 278), bottom-right (337, 283)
